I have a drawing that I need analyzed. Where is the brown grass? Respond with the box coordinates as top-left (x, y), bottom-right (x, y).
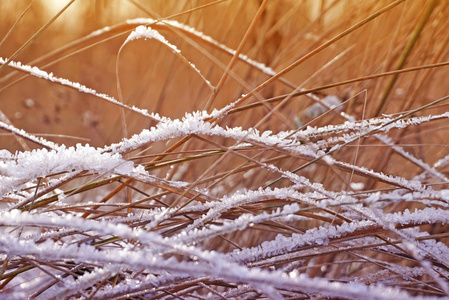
top-left (0, 0), bottom-right (449, 299)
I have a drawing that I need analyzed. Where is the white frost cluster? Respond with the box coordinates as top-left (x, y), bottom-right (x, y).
top-left (125, 25), bottom-right (180, 55)
top-left (0, 144), bottom-right (134, 197)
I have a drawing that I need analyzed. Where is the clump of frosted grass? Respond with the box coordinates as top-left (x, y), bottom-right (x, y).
top-left (0, 8), bottom-right (448, 300)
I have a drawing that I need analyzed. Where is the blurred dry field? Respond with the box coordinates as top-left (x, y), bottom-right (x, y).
top-left (1, 0), bottom-right (449, 299)
top-left (0, 0), bottom-right (446, 148)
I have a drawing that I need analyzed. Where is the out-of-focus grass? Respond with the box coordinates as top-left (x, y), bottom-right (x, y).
top-left (2, 0), bottom-right (447, 151)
